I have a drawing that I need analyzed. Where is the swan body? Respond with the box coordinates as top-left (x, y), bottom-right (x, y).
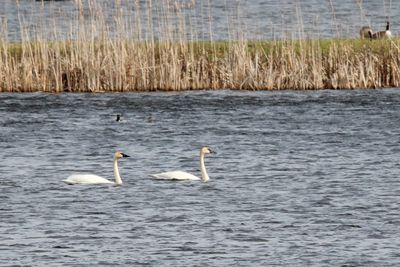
top-left (150, 147), bottom-right (215, 182)
top-left (63, 174), bottom-right (114, 184)
top-left (63, 151), bottom-right (129, 185)
top-left (151, 171), bottom-right (201, 181)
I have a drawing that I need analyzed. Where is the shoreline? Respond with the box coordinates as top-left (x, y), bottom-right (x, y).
top-left (1, 38), bottom-right (399, 92)
top-left (0, 87), bottom-right (397, 95)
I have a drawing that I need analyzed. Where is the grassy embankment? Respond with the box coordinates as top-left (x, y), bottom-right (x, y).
top-left (1, 38), bottom-right (399, 92)
top-left (1, 0), bottom-right (400, 92)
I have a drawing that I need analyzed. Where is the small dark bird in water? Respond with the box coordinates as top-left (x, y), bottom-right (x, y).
top-left (147, 114), bottom-right (154, 123)
top-left (116, 114), bottom-right (122, 122)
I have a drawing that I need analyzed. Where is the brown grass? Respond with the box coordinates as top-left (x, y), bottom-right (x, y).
top-left (0, 1), bottom-right (400, 92)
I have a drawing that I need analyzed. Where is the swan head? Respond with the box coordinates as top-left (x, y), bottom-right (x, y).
top-left (201, 146), bottom-right (216, 155)
top-left (114, 151), bottom-right (130, 159)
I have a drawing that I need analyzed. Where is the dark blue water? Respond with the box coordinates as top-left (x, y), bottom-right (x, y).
top-left (1, 89), bottom-right (400, 266)
top-left (1, 0), bottom-right (399, 41)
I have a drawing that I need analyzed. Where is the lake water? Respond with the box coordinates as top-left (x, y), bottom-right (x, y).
top-left (1, 0), bottom-right (399, 41)
top-left (1, 89), bottom-right (400, 266)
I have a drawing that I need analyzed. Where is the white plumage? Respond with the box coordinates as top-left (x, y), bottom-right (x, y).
top-left (63, 174), bottom-right (114, 185)
top-left (151, 171), bottom-right (201, 181)
top-left (150, 147), bottom-right (215, 182)
top-left (63, 151), bottom-right (130, 185)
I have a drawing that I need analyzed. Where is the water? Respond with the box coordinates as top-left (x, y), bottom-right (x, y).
top-left (1, 89), bottom-right (400, 266)
top-left (1, 0), bottom-right (399, 41)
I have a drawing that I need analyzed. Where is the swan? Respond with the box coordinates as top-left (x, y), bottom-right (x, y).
top-left (371, 21), bottom-right (391, 39)
top-left (360, 26), bottom-right (373, 39)
top-left (63, 151), bottom-right (130, 185)
top-left (150, 146), bottom-right (216, 182)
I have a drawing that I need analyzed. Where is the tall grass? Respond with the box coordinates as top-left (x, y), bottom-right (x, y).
top-left (0, 0), bottom-right (399, 92)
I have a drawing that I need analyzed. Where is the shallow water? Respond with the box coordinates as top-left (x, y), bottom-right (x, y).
top-left (1, 89), bottom-right (400, 266)
top-left (2, 0), bottom-right (399, 41)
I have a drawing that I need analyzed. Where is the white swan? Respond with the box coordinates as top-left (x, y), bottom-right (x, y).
top-left (63, 151), bottom-right (130, 185)
top-left (150, 147), bottom-right (215, 182)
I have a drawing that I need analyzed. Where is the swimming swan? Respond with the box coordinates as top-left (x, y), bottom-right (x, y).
top-left (150, 147), bottom-right (216, 182)
top-left (63, 151), bottom-right (130, 185)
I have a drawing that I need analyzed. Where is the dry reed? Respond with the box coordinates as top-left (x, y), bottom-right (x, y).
top-left (1, 1), bottom-right (400, 92)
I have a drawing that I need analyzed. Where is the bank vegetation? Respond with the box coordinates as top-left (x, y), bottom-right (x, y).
top-left (1, 1), bottom-right (399, 92)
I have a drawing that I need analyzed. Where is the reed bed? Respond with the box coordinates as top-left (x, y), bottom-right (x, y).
top-left (1, 1), bottom-right (400, 92)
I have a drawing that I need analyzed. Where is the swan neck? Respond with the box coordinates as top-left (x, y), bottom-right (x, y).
top-left (199, 152), bottom-right (209, 182)
top-left (113, 158), bottom-right (122, 185)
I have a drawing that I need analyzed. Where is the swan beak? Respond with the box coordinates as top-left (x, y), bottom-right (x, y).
top-left (122, 153), bottom-right (130, 158)
top-left (209, 149), bottom-right (217, 154)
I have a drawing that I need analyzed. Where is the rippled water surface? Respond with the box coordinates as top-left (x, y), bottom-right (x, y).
top-left (1, 0), bottom-right (400, 41)
top-left (1, 90), bottom-right (400, 266)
